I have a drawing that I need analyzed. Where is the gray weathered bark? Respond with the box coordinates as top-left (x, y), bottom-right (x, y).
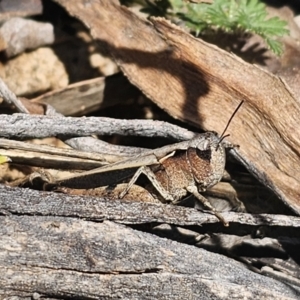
top-left (1, 215), bottom-right (299, 299)
top-left (0, 185), bottom-right (300, 298)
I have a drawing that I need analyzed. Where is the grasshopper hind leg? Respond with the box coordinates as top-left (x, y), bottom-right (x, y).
top-left (119, 166), bottom-right (174, 202)
top-left (120, 166), bottom-right (229, 226)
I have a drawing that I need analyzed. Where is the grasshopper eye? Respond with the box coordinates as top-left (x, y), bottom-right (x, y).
top-left (195, 148), bottom-right (211, 160)
top-left (197, 139), bottom-right (210, 151)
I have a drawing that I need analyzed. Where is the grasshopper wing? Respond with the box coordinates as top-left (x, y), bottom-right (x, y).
top-left (54, 138), bottom-right (197, 188)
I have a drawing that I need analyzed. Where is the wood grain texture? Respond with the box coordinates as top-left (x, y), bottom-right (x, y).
top-left (1, 185), bottom-right (300, 234)
top-left (1, 185), bottom-right (300, 298)
top-left (0, 114), bottom-right (194, 141)
top-left (1, 215), bottom-right (299, 299)
top-left (52, 0), bottom-right (300, 214)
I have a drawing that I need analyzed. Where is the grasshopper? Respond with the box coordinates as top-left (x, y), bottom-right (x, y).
top-left (55, 102), bottom-right (243, 226)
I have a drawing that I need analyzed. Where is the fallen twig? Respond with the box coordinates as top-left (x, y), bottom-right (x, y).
top-left (1, 184), bottom-right (299, 228)
top-left (0, 114), bottom-right (196, 141)
top-left (0, 78), bottom-right (29, 113)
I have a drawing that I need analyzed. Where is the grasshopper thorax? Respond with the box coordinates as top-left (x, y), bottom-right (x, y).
top-left (186, 131), bottom-right (227, 190)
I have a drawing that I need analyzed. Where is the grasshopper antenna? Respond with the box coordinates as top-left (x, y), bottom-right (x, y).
top-left (217, 100), bottom-right (244, 147)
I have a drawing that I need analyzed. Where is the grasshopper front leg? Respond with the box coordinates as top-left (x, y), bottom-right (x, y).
top-left (186, 186), bottom-right (229, 226)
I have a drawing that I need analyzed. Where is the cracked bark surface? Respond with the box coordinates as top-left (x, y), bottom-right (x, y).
top-left (1, 185), bottom-right (300, 298)
top-left (1, 216), bottom-right (299, 299)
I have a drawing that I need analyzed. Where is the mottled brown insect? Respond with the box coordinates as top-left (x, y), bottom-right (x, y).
top-left (56, 102), bottom-right (243, 226)
top-left (119, 131), bottom-right (234, 225)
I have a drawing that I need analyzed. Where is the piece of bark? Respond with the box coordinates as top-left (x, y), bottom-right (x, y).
top-left (2, 185), bottom-right (300, 297)
top-left (52, 0), bottom-right (300, 215)
top-left (1, 185), bottom-right (300, 228)
top-left (31, 73), bottom-right (141, 116)
top-left (0, 216), bottom-right (299, 299)
top-left (1, 269), bottom-right (298, 300)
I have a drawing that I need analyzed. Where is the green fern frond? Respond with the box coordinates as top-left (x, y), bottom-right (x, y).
top-left (169, 0), bottom-right (289, 55)
top-left (122, 0), bottom-right (289, 55)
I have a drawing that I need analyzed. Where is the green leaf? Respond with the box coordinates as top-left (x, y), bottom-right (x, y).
top-left (0, 154), bottom-right (11, 164)
top-left (264, 38), bottom-right (284, 56)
